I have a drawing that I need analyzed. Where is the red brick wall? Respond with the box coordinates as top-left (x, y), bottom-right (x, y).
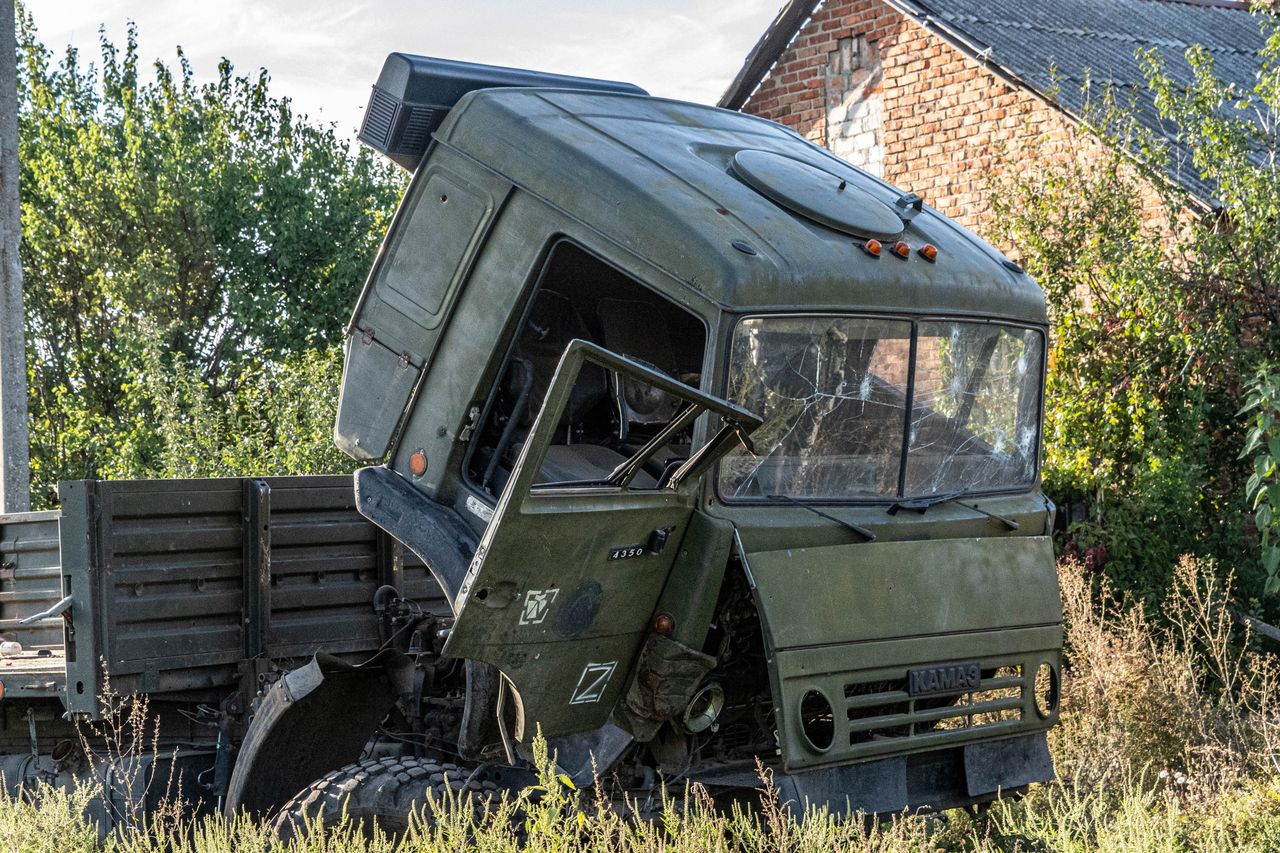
top-left (739, 0), bottom-right (1165, 241)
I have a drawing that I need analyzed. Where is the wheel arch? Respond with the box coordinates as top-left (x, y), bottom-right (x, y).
top-left (223, 651), bottom-right (410, 818)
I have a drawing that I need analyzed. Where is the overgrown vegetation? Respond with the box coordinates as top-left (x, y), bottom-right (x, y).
top-left (6, 558), bottom-right (1280, 852)
top-left (987, 8), bottom-right (1280, 612)
top-left (16, 4), bottom-right (1280, 850)
top-left (15, 9), bottom-right (403, 506)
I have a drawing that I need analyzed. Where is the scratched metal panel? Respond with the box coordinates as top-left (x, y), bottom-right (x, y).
top-left (0, 511), bottom-right (64, 650)
top-left (262, 476), bottom-right (384, 659)
top-left (101, 480), bottom-right (245, 679)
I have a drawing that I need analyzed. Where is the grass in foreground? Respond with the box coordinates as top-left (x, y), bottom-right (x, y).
top-left (6, 557), bottom-right (1280, 852)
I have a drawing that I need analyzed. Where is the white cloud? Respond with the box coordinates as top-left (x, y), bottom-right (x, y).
top-left (28, 0), bottom-right (782, 138)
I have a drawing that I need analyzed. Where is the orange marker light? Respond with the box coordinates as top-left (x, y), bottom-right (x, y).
top-left (891, 240), bottom-right (911, 259)
top-left (653, 613), bottom-right (675, 636)
top-left (408, 450), bottom-right (428, 477)
top-left (862, 239), bottom-right (882, 258)
top-left (918, 243), bottom-right (939, 262)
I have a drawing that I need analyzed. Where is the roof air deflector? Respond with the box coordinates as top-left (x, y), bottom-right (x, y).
top-left (358, 53), bottom-right (649, 170)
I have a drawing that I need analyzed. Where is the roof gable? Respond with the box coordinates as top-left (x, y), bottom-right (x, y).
top-left (722, 0), bottom-right (1269, 204)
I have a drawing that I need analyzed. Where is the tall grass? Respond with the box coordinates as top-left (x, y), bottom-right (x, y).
top-left (6, 558), bottom-right (1280, 852)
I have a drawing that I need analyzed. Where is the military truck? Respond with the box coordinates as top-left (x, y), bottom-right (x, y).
top-left (0, 54), bottom-right (1060, 830)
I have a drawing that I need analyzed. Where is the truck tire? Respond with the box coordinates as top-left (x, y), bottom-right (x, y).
top-left (272, 756), bottom-right (502, 840)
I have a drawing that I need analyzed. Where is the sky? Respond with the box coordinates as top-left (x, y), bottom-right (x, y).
top-left (29, 1), bottom-right (784, 140)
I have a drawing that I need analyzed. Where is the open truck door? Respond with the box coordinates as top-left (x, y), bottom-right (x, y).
top-left (442, 340), bottom-right (760, 740)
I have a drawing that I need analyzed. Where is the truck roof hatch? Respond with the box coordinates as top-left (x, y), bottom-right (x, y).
top-left (359, 53), bottom-right (649, 170)
top-left (729, 149), bottom-right (905, 240)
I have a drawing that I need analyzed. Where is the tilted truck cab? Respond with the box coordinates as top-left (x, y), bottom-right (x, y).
top-left (305, 53), bottom-right (1060, 818)
top-left (0, 54), bottom-right (1058, 828)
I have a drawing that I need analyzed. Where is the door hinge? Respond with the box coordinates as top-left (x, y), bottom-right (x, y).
top-left (458, 406), bottom-right (481, 443)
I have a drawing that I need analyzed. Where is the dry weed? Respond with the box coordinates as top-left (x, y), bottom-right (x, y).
top-left (10, 555), bottom-right (1280, 851)
top-left (1054, 555), bottom-right (1280, 800)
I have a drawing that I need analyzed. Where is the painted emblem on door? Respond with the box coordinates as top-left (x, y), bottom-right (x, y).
top-left (519, 588), bottom-right (559, 625)
top-left (569, 661), bottom-right (617, 705)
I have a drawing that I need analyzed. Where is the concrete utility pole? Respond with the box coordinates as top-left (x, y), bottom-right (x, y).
top-left (0, 0), bottom-right (30, 512)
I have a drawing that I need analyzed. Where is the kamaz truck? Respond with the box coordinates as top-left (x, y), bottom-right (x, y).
top-left (0, 54), bottom-right (1060, 831)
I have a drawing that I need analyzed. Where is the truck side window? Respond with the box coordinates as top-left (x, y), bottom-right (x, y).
top-left (466, 242), bottom-right (706, 497)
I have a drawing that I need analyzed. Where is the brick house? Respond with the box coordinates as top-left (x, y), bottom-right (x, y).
top-left (719, 0), bottom-right (1264, 235)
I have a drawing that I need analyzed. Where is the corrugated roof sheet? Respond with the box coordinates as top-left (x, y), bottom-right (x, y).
top-left (903, 0), bottom-right (1268, 203)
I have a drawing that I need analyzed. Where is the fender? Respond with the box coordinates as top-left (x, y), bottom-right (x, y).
top-left (353, 464), bottom-right (502, 760)
top-left (224, 651), bottom-right (411, 817)
top-left (354, 464), bottom-right (476, 607)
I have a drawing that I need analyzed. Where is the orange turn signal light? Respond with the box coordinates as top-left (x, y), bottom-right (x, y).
top-left (918, 243), bottom-right (939, 262)
top-left (408, 449), bottom-right (428, 477)
top-left (653, 613), bottom-right (675, 636)
top-left (862, 239), bottom-right (882, 258)
top-left (891, 240), bottom-right (911, 259)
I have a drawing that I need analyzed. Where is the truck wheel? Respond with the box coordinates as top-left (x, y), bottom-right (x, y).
top-left (272, 756), bottom-right (502, 840)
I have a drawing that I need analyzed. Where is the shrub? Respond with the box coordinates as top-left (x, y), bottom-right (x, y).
top-left (987, 14), bottom-right (1280, 612)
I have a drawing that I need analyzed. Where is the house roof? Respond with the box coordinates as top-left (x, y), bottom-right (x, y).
top-left (719, 0), bottom-right (1268, 206)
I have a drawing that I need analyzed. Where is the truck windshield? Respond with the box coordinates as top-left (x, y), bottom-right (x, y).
top-left (719, 316), bottom-right (1043, 501)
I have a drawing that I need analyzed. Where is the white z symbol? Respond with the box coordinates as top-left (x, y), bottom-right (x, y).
top-left (519, 588), bottom-right (559, 625)
top-left (569, 661), bottom-right (617, 705)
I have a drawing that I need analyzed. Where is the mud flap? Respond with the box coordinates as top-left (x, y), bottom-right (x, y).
top-left (523, 721), bottom-right (635, 789)
top-left (223, 651), bottom-right (410, 818)
top-left (964, 732), bottom-right (1055, 796)
top-left (459, 660), bottom-right (502, 760)
top-left (354, 464), bottom-right (477, 607)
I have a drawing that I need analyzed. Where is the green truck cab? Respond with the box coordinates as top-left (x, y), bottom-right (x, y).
top-left (313, 53), bottom-right (1060, 818)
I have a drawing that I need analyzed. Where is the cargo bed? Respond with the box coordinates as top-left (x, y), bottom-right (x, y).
top-left (0, 476), bottom-right (449, 718)
top-left (0, 509), bottom-right (64, 699)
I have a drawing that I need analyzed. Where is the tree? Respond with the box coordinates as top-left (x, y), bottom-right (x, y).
top-left (0, 0), bottom-right (30, 511)
top-left (16, 13), bottom-right (404, 505)
top-left (1151, 15), bottom-right (1280, 595)
top-left (988, 12), bottom-right (1280, 607)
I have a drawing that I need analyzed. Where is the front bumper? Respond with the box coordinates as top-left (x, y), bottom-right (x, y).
top-left (693, 731), bottom-right (1054, 816)
top-left (776, 732), bottom-right (1055, 815)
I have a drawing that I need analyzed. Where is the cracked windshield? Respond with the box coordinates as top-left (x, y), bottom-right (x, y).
top-left (719, 316), bottom-right (1043, 501)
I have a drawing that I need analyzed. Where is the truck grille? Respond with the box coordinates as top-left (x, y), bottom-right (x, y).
top-left (845, 666), bottom-right (1024, 746)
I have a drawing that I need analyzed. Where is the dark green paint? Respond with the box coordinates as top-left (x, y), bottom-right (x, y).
top-left (337, 83), bottom-right (1061, 770)
top-left (442, 342), bottom-right (758, 739)
top-left (650, 513), bottom-right (734, 652)
top-left (748, 536), bottom-right (1060, 650)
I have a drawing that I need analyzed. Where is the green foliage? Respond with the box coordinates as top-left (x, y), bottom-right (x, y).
top-left (16, 11), bottom-right (403, 504)
top-left (985, 17), bottom-right (1280, 607)
top-left (1142, 14), bottom-right (1280, 598)
top-left (988, 118), bottom-right (1249, 607)
top-left (0, 784), bottom-right (101, 853)
top-left (1242, 368), bottom-right (1280, 591)
top-left (138, 343), bottom-right (355, 479)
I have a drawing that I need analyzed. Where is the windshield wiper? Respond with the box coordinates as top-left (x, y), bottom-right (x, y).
top-left (768, 495), bottom-right (876, 541)
top-left (886, 492), bottom-right (1020, 531)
